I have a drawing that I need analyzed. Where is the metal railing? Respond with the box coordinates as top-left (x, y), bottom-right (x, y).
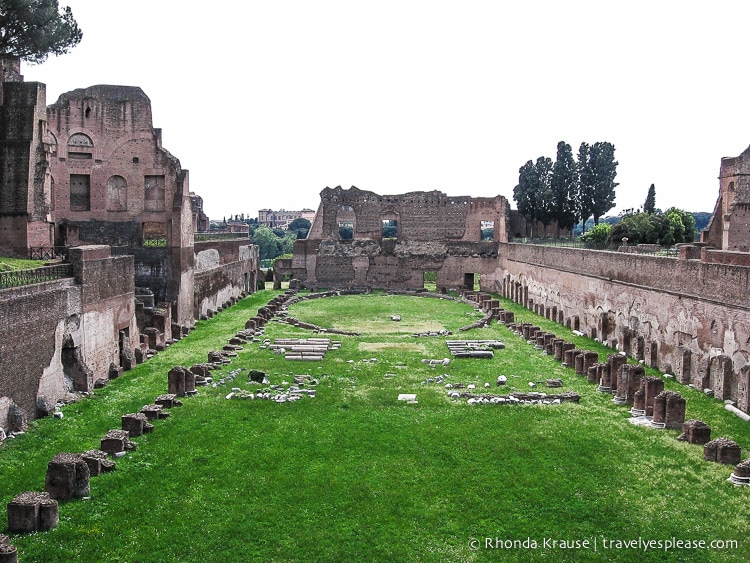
top-left (28, 246), bottom-right (69, 261)
top-left (142, 238), bottom-right (167, 247)
top-left (0, 263), bottom-right (74, 289)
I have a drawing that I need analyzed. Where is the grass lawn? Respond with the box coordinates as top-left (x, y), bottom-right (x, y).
top-left (0, 257), bottom-right (47, 271)
top-left (1, 290), bottom-right (748, 562)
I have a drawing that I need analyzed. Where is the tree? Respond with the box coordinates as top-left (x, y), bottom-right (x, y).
top-left (590, 142), bottom-right (618, 225)
top-left (287, 217), bottom-right (311, 239)
top-left (550, 141), bottom-right (579, 237)
top-left (533, 156), bottom-right (554, 235)
top-left (577, 141), bottom-right (618, 226)
top-left (252, 226), bottom-right (282, 260)
top-left (514, 157), bottom-right (553, 237)
top-left (608, 208), bottom-right (695, 246)
top-left (665, 207), bottom-right (696, 243)
top-left (644, 184), bottom-right (656, 214)
top-left (0, 0), bottom-right (82, 64)
top-left (579, 222), bottom-right (611, 245)
top-left (513, 160), bottom-right (539, 237)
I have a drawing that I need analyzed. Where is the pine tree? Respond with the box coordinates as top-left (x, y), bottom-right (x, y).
top-left (644, 184), bottom-right (656, 214)
top-left (550, 141), bottom-right (579, 237)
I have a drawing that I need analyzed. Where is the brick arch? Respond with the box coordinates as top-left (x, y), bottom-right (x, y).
top-left (68, 133), bottom-right (93, 147)
top-left (106, 175), bottom-right (128, 211)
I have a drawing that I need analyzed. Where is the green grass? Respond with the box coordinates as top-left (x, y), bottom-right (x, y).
top-left (0, 257), bottom-right (47, 271)
top-left (1, 290), bottom-right (749, 562)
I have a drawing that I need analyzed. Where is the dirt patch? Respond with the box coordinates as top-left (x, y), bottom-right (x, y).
top-left (334, 319), bottom-right (445, 334)
top-left (359, 342), bottom-right (427, 353)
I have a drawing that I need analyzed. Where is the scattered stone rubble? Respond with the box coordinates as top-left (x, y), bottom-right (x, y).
top-left (1, 533), bottom-right (18, 563)
top-left (455, 391), bottom-right (581, 406)
top-left (6, 491), bottom-right (58, 534)
top-left (412, 329), bottom-right (452, 338)
top-left (446, 340), bottom-right (505, 358)
top-left (268, 338), bottom-right (340, 361)
top-left (226, 373), bottom-right (319, 403)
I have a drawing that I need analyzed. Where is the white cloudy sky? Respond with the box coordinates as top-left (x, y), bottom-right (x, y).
top-left (22, 0), bottom-right (750, 221)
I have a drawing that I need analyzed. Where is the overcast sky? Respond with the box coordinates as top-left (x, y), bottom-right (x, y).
top-left (22, 0), bottom-right (750, 221)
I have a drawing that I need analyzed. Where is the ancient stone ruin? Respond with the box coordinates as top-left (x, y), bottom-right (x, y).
top-left (269, 338), bottom-right (340, 361)
top-left (446, 340), bottom-right (504, 358)
top-left (676, 419), bottom-right (712, 445)
top-left (0, 533), bottom-right (18, 563)
top-left (44, 452), bottom-right (90, 500)
top-left (703, 438), bottom-right (742, 465)
top-left (650, 390), bottom-right (686, 429)
top-left (81, 450), bottom-right (116, 476)
top-left (167, 366), bottom-right (197, 397)
top-left (7, 491), bottom-right (58, 534)
top-left (100, 429), bottom-right (137, 456)
top-left (728, 459), bottom-right (750, 486)
top-left (277, 186), bottom-right (508, 292)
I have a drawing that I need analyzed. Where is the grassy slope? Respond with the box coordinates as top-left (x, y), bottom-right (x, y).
top-left (0, 257), bottom-right (47, 271)
top-left (1, 291), bottom-right (748, 562)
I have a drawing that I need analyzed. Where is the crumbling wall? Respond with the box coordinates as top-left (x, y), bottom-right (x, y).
top-left (46, 85), bottom-right (195, 330)
top-left (0, 246), bottom-right (136, 429)
top-left (0, 56), bottom-right (53, 256)
top-left (193, 242), bottom-right (258, 319)
top-left (293, 186), bottom-right (508, 290)
top-left (498, 243), bottom-right (750, 412)
top-left (702, 144), bottom-right (750, 251)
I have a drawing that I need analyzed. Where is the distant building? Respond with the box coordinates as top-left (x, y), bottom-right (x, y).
top-left (258, 208), bottom-right (315, 229)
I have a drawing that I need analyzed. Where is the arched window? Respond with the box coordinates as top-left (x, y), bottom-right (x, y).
top-left (48, 132), bottom-right (57, 155)
top-left (68, 133), bottom-right (93, 147)
top-left (107, 175), bottom-right (127, 211)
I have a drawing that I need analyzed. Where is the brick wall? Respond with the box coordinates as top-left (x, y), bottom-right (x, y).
top-left (0, 247), bottom-right (136, 430)
top-left (498, 243), bottom-right (750, 412)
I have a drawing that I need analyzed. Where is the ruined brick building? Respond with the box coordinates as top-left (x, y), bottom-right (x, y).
top-left (0, 57), bottom-right (52, 255)
top-left (701, 143), bottom-right (750, 253)
top-left (279, 167), bottom-right (750, 414)
top-left (45, 84), bottom-right (197, 329)
top-left (0, 57), bottom-right (258, 431)
top-left (277, 185), bottom-right (508, 290)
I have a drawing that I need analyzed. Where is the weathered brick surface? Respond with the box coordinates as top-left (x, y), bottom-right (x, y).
top-left (46, 84), bottom-right (196, 329)
top-left (0, 58), bottom-right (53, 256)
top-left (0, 250), bottom-right (136, 430)
top-left (286, 186), bottom-right (507, 291)
top-left (499, 243), bottom-right (750, 412)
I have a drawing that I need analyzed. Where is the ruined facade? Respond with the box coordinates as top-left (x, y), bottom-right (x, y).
top-left (280, 186), bottom-right (509, 291)
top-left (0, 61), bottom-right (259, 431)
top-left (0, 56), bottom-right (54, 256)
top-left (45, 85), bottom-right (195, 331)
top-left (702, 144), bottom-right (750, 253)
top-left (0, 246), bottom-right (138, 431)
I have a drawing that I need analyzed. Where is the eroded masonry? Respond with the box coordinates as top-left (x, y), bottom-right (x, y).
top-left (0, 57), bottom-right (258, 432)
top-left (275, 185), bottom-right (509, 291)
top-left (277, 159), bottom-right (750, 413)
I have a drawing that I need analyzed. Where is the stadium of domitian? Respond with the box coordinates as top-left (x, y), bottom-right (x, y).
top-left (1, 54), bottom-right (749, 561)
